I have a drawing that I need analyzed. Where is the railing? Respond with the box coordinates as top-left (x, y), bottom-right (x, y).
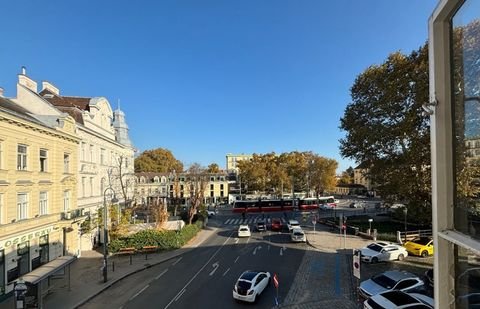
top-left (397, 229), bottom-right (432, 244)
top-left (61, 208), bottom-right (85, 220)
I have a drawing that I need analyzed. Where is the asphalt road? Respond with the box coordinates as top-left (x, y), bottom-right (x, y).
top-left (81, 219), bottom-right (306, 309)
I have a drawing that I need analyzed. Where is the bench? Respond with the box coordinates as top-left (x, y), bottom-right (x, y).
top-left (140, 246), bottom-right (158, 260)
top-left (117, 247), bottom-right (136, 255)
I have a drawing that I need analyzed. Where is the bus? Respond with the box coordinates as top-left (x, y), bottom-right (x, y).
top-left (232, 199), bottom-right (294, 213)
top-left (297, 196), bottom-right (337, 211)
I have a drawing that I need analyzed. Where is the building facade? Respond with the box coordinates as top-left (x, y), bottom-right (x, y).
top-left (0, 95), bottom-right (80, 297)
top-left (13, 69), bottom-right (135, 251)
top-left (430, 1), bottom-right (480, 307)
top-left (226, 153), bottom-right (253, 174)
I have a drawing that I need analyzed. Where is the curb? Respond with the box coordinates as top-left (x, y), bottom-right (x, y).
top-left (72, 226), bottom-right (218, 308)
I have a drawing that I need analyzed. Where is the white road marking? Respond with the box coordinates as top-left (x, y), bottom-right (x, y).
top-left (172, 257), bottom-right (182, 265)
top-left (155, 269), bottom-right (168, 280)
top-left (246, 237), bottom-right (251, 244)
top-left (234, 256), bottom-right (240, 263)
top-left (209, 262), bottom-right (219, 276)
top-left (164, 230), bottom-right (234, 309)
top-left (235, 238), bottom-right (239, 244)
top-left (129, 284), bottom-right (149, 301)
top-left (223, 268), bottom-right (230, 276)
top-left (253, 245), bottom-right (262, 255)
top-left (224, 219), bottom-right (232, 224)
top-left (174, 289), bottom-right (186, 301)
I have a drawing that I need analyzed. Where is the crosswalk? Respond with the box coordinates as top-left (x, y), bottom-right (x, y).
top-left (223, 216), bottom-right (289, 226)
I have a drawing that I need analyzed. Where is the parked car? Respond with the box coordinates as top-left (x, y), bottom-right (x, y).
top-left (320, 203), bottom-right (335, 210)
top-left (238, 225), bottom-right (251, 238)
top-left (334, 199), bottom-right (340, 204)
top-left (232, 270), bottom-right (271, 303)
top-left (360, 242), bottom-right (408, 263)
top-left (359, 270), bottom-right (425, 299)
top-left (457, 293), bottom-right (480, 308)
top-left (256, 220), bottom-right (266, 232)
top-left (364, 290), bottom-right (434, 309)
top-left (404, 237), bottom-right (434, 257)
top-left (291, 227), bottom-right (306, 242)
top-left (271, 218), bottom-right (282, 231)
top-left (206, 209), bottom-right (217, 217)
top-left (287, 220), bottom-right (300, 232)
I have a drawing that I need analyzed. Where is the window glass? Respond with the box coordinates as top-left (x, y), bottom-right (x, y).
top-left (17, 144), bottom-right (27, 170)
top-left (452, 0), bottom-right (480, 240)
top-left (39, 149), bottom-right (47, 172)
top-left (455, 245), bottom-right (480, 308)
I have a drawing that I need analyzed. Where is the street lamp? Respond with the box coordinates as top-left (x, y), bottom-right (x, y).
top-left (368, 218), bottom-right (373, 235)
top-left (403, 207), bottom-right (408, 243)
top-left (103, 187), bottom-right (118, 283)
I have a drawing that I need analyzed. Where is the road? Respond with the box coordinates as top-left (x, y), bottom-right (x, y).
top-left (81, 213), bottom-right (306, 309)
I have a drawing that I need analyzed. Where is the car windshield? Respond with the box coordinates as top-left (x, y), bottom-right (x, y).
top-left (237, 280), bottom-right (252, 290)
top-left (413, 238), bottom-right (432, 245)
top-left (371, 274), bottom-right (397, 289)
top-left (367, 244), bottom-right (383, 252)
top-left (293, 231), bottom-right (304, 236)
top-left (239, 228), bottom-right (248, 231)
top-left (240, 271), bottom-right (258, 281)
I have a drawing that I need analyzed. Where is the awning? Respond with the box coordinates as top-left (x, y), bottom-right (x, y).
top-left (22, 256), bottom-right (76, 284)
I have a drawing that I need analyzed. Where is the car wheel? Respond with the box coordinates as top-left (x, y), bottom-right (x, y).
top-left (371, 257), bottom-right (378, 263)
top-left (398, 254), bottom-right (405, 261)
top-left (421, 251), bottom-right (429, 257)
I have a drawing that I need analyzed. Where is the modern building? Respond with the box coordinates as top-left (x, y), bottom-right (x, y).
top-left (12, 68), bottom-right (135, 251)
top-left (0, 95), bottom-right (80, 298)
top-left (226, 153), bottom-right (253, 174)
top-left (429, 1), bottom-right (480, 307)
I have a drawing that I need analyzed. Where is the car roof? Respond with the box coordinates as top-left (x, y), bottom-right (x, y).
top-left (239, 224), bottom-right (249, 228)
top-left (382, 270), bottom-right (418, 281)
top-left (289, 220), bottom-right (299, 224)
top-left (292, 227), bottom-right (304, 232)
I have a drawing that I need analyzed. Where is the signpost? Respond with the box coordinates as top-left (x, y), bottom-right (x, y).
top-left (352, 249), bottom-right (361, 302)
top-left (273, 273), bottom-right (279, 306)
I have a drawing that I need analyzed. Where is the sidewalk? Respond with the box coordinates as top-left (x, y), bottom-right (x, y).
top-left (0, 226), bottom-right (218, 309)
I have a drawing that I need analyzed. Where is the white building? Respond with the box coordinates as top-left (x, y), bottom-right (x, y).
top-left (13, 68), bottom-right (135, 251)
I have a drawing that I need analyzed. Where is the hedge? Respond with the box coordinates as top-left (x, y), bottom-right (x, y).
top-left (109, 220), bottom-right (203, 253)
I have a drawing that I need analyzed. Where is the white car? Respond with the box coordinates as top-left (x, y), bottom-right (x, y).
top-left (287, 220), bottom-right (300, 232)
top-left (238, 225), bottom-right (251, 237)
top-left (320, 203), bottom-right (335, 210)
top-left (291, 227), bottom-right (306, 242)
top-left (233, 270), bottom-right (271, 303)
top-left (364, 290), bottom-right (434, 308)
top-left (360, 242), bottom-right (408, 263)
top-left (206, 209), bottom-right (217, 217)
top-left (359, 270), bottom-right (425, 299)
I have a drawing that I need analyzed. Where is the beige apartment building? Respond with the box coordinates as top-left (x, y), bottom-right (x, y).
top-left (0, 95), bottom-right (80, 297)
top-left (134, 172), bottom-right (229, 207)
top-left (12, 68), bottom-right (135, 251)
top-left (226, 153), bottom-right (252, 174)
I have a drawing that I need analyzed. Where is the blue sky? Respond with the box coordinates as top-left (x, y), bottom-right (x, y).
top-left (0, 1), bottom-right (437, 172)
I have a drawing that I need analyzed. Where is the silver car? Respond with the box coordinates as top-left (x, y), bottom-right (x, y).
top-left (364, 291), bottom-right (434, 308)
top-left (359, 270), bottom-right (424, 299)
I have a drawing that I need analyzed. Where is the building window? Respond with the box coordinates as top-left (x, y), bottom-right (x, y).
top-left (210, 184), bottom-right (214, 190)
top-left (89, 145), bottom-right (94, 163)
top-left (64, 153), bottom-right (70, 173)
top-left (0, 193), bottom-right (3, 224)
top-left (81, 142), bottom-right (86, 161)
top-left (39, 191), bottom-right (48, 215)
top-left (17, 144), bottom-right (27, 170)
top-left (0, 140), bottom-right (3, 169)
top-left (81, 177), bottom-right (86, 197)
top-left (17, 193), bottom-right (28, 220)
top-left (452, 2), bottom-right (480, 241)
top-left (100, 148), bottom-right (105, 165)
top-left (39, 149), bottom-right (48, 172)
top-left (90, 177), bottom-right (94, 196)
top-left (220, 184), bottom-right (224, 190)
top-left (63, 190), bottom-right (70, 211)
top-left (220, 191), bottom-right (224, 197)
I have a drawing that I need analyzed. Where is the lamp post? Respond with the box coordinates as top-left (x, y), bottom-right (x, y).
top-left (403, 207), bottom-right (408, 243)
top-left (103, 187), bottom-right (118, 283)
top-left (368, 218), bottom-right (373, 234)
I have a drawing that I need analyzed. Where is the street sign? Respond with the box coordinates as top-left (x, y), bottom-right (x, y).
top-left (273, 273), bottom-right (279, 288)
top-left (352, 250), bottom-right (361, 279)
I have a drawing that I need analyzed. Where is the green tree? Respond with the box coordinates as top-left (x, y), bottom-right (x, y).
top-left (207, 163), bottom-right (220, 173)
top-left (339, 44), bottom-right (431, 223)
top-left (134, 148), bottom-right (183, 173)
top-left (338, 167), bottom-right (354, 185)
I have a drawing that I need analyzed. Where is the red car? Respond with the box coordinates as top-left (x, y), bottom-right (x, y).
top-left (271, 218), bottom-right (282, 231)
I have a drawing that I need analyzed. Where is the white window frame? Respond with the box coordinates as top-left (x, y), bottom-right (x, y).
top-left (39, 149), bottom-right (48, 172)
top-left (63, 190), bottom-right (70, 211)
top-left (17, 193), bottom-right (28, 220)
top-left (17, 144), bottom-right (28, 171)
top-left (100, 148), bottom-right (105, 165)
top-left (90, 177), bottom-right (93, 197)
top-left (89, 145), bottom-right (94, 163)
top-left (81, 142), bottom-right (86, 161)
top-left (81, 177), bottom-right (86, 197)
top-left (39, 191), bottom-right (48, 215)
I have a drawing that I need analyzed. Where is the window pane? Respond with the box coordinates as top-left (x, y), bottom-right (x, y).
top-left (455, 245), bottom-right (480, 308)
top-left (452, 0), bottom-right (480, 240)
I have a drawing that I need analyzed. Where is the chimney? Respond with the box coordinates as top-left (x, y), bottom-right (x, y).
top-left (17, 66), bottom-right (38, 93)
top-left (41, 81), bottom-right (60, 95)
top-left (0, 87), bottom-right (4, 97)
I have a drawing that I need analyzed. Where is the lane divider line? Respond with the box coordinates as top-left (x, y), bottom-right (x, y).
top-left (234, 256), bottom-right (239, 263)
top-left (172, 257), bottom-right (182, 266)
top-left (223, 268), bottom-right (230, 276)
top-left (174, 289), bottom-right (186, 302)
top-left (155, 269), bottom-right (168, 280)
top-left (129, 284), bottom-right (149, 301)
